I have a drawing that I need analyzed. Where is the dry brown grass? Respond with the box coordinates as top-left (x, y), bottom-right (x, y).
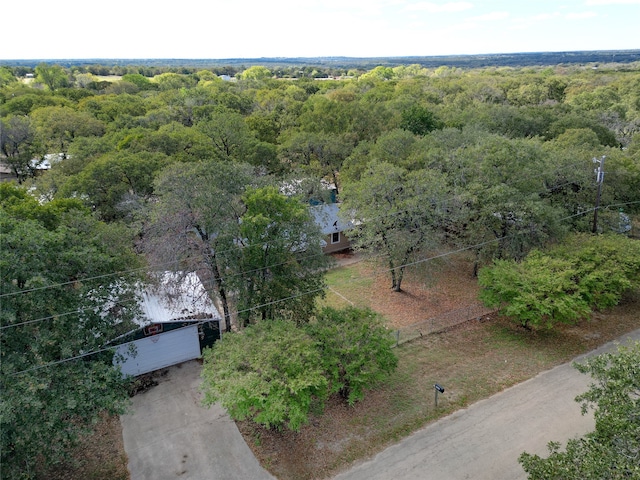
top-left (239, 253), bottom-right (640, 480)
top-left (36, 413), bottom-right (128, 480)
top-left (323, 251), bottom-right (482, 328)
top-left (47, 251), bottom-right (640, 480)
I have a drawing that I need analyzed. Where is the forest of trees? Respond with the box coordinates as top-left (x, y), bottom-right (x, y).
top-left (2, 49), bottom-right (639, 75)
top-left (1, 58), bottom-right (640, 477)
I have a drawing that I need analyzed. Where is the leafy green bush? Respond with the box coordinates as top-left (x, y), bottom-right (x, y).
top-left (479, 234), bottom-right (640, 329)
top-left (201, 320), bottom-right (327, 431)
top-left (306, 307), bottom-right (398, 405)
top-left (201, 307), bottom-right (398, 431)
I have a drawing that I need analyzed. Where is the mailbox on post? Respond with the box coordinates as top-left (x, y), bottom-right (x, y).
top-left (434, 383), bottom-right (445, 407)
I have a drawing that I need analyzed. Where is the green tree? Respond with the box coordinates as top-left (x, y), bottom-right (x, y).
top-left (194, 109), bottom-right (260, 163)
top-left (201, 320), bottom-right (328, 431)
top-left (400, 105), bottom-right (443, 136)
top-left (34, 63), bottom-right (69, 91)
top-left (116, 123), bottom-right (214, 162)
top-left (368, 128), bottom-right (417, 167)
top-left (233, 186), bottom-right (330, 326)
top-left (30, 106), bottom-right (105, 157)
top-left (279, 131), bottom-right (353, 193)
top-left (0, 184), bottom-right (141, 478)
top-left (78, 93), bottom-right (147, 123)
top-left (0, 84), bottom-right (70, 117)
top-left (359, 66), bottom-right (395, 82)
top-left (201, 307), bottom-right (398, 431)
top-left (62, 151), bottom-right (169, 221)
top-left (546, 113), bottom-right (619, 147)
top-left (342, 161), bottom-right (448, 291)
top-left (144, 160), bottom-right (255, 332)
top-left (238, 66), bottom-right (272, 81)
top-left (0, 67), bottom-right (16, 87)
top-left (121, 73), bottom-right (158, 91)
top-left (0, 115), bottom-right (43, 182)
top-left (436, 133), bottom-right (566, 267)
top-left (479, 234), bottom-right (640, 329)
top-left (297, 95), bottom-right (354, 136)
top-left (306, 307), bottom-right (397, 405)
top-left (519, 342), bottom-right (640, 479)
top-left (479, 253), bottom-right (589, 329)
top-left (153, 72), bottom-right (196, 91)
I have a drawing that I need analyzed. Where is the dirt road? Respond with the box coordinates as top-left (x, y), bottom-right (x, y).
top-left (334, 329), bottom-right (640, 480)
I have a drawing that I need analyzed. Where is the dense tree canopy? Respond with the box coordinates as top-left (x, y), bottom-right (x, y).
top-left (0, 184), bottom-right (142, 478)
top-left (0, 60), bottom-right (639, 463)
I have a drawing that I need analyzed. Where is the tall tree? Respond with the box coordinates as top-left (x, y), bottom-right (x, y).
top-left (34, 63), bottom-right (69, 91)
top-left (30, 106), bottom-right (105, 158)
top-left (0, 115), bottom-right (43, 182)
top-left (232, 186), bottom-right (330, 326)
top-left (279, 131), bottom-right (353, 193)
top-left (194, 109), bottom-right (259, 163)
top-left (144, 160), bottom-right (255, 332)
top-left (61, 151), bottom-right (170, 222)
top-left (400, 105), bottom-right (443, 136)
top-left (342, 161), bottom-right (448, 291)
top-left (0, 184), bottom-right (141, 479)
top-left (238, 66), bottom-right (272, 81)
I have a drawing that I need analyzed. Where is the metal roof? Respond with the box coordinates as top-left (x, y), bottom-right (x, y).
top-left (135, 271), bottom-right (221, 326)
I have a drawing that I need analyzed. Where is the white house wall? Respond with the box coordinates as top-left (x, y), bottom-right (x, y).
top-left (114, 325), bottom-right (201, 376)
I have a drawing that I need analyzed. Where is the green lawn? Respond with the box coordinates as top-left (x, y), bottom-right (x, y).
top-left (321, 262), bottom-right (376, 310)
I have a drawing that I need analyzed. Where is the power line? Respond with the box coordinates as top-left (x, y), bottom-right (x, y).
top-left (8, 204), bottom-right (625, 376)
top-left (0, 176), bottom-right (640, 330)
top-left (0, 157), bottom-right (597, 300)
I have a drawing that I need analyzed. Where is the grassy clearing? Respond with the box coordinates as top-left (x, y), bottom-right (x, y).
top-left (239, 257), bottom-right (640, 480)
top-left (321, 262), bottom-right (376, 310)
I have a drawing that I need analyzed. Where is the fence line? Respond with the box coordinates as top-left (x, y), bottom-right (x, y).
top-left (390, 304), bottom-right (496, 347)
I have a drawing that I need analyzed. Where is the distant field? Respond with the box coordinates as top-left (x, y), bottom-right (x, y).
top-left (3, 49), bottom-right (639, 70)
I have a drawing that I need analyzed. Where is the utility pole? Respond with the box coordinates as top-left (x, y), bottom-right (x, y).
top-left (592, 155), bottom-right (606, 233)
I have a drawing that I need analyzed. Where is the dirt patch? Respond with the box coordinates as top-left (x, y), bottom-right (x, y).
top-left (326, 252), bottom-right (482, 328)
top-left (365, 254), bottom-right (481, 328)
top-left (54, 253), bottom-right (640, 480)
top-left (37, 413), bottom-right (129, 480)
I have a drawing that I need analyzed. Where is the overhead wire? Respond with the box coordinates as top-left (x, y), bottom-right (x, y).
top-left (0, 152), bottom-right (634, 341)
top-left (9, 200), bottom-right (638, 377)
top-left (0, 156), bottom-right (597, 300)
top-left (0, 157), bottom-right (631, 332)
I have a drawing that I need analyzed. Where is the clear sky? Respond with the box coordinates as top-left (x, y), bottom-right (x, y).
top-left (2, 0), bottom-right (639, 60)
